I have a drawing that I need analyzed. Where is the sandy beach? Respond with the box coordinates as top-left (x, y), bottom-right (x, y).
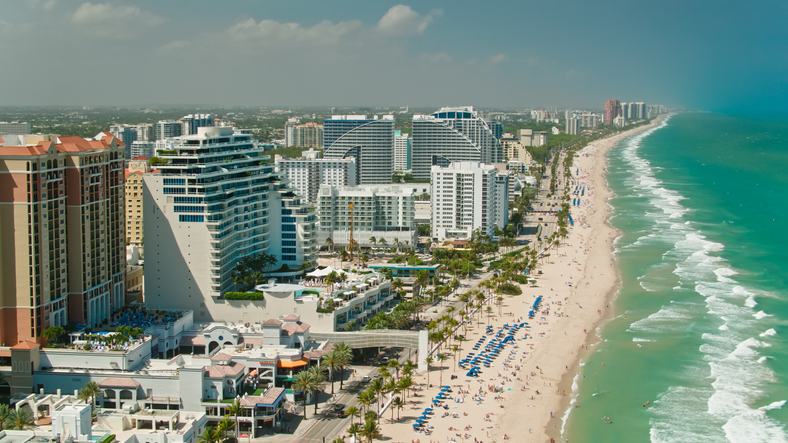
top-left (369, 119), bottom-right (665, 443)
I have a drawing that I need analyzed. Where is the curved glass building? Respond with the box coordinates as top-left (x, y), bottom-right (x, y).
top-left (411, 107), bottom-right (503, 181)
top-left (323, 115), bottom-right (394, 184)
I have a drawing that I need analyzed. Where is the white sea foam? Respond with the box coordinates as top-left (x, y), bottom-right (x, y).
top-left (627, 304), bottom-right (693, 334)
top-left (761, 400), bottom-right (786, 411)
top-left (609, 116), bottom-right (785, 441)
top-left (722, 408), bottom-right (788, 443)
top-left (760, 328), bottom-right (777, 337)
top-left (650, 385), bottom-right (721, 442)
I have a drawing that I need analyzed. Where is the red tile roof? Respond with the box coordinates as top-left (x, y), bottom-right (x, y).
top-left (99, 377), bottom-right (141, 389)
top-left (205, 361), bottom-right (245, 378)
top-left (11, 340), bottom-right (39, 350)
top-left (132, 156), bottom-right (149, 160)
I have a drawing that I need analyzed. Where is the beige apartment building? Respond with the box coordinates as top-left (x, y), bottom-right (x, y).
top-left (0, 132), bottom-right (126, 346)
top-left (125, 170), bottom-right (144, 244)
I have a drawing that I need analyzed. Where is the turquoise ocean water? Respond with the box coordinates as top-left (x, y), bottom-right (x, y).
top-left (563, 113), bottom-right (788, 442)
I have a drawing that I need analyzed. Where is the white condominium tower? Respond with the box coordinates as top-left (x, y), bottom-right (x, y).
top-left (323, 115), bottom-right (394, 184)
top-left (143, 127), bottom-right (317, 321)
top-left (276, 156), bottom-right (357, 204)
top-left (317, 184), bottom-right (417, 249)
top-left (431, 162), bottom-right (508, 241)
top-left (411, 107), bottom-right (503, 181)
top-left (393, 130), bottom-right (411, 172)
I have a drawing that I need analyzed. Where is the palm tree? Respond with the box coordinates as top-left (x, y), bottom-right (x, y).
top-left (368, 378), bottom-right (385, 412)
top-left (391, 278), bottom-right (404, 295)
top-left (322, 349), bottom-right (341, 395)
top-left (345, 405), bottom-right (360, 425)
top-left (397, 376), bottom-right (414, 402)
top-left (233, 275), bottom-right (245, 291)
top-left (78, 387), bottom-right (92, 409)
top-left (82, 381), bottom-right (102, 414)
top-left (326, 237), bottom-right (334, 254)
top-left (217, 415), bottom-right (235, 441)
top-left (359, 416), bottom-right (383, 443)
top-left (226, 399), bottom-right (244, 441)
top-left (387, 360), bottom-right (400, 381)
top-left (292, 370), bottom-right (315, 419)
top-left (347, 423), bottom-right (362, 442)
top-left (378, 238), bottom-right (387, 250)
top-left (393, 237), bottom-right (400, 253)
top-left (0, 404), bottom-right (11, 431)
top-left (383, 378), bottom-right (397, 411)
top-left (197, 426), bottom-right (224, 443)
top-left (307, 365), bottom-right (326, 415)
top-left (3, 408), bottom-right (35, 430)
top-left (392, 396), bottom-right (405, 421)
top-left (368, 236), bottom-right (377, 249)
top-left (333, 341), bottom-right (353, 390)
top-left (357, 390), bottom-right (376, 414)
top-left (42, 326), bottom-right (64, 345)
top-left (436, 354), bottom-right (447, 386)
top-left (424, 356), bottom-right (433, 385)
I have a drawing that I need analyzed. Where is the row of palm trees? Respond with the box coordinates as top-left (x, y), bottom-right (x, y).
top-left (292, 342), bottom-right (353, 419)
top-left (342, 359), bottom-right (419, 442)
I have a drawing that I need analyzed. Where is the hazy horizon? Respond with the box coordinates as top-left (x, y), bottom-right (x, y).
top-left (2, 0), bottom-right (785, 112)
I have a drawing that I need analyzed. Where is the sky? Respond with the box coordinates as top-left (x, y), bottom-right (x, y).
top-left (1, 0), bottom-right (787, 111)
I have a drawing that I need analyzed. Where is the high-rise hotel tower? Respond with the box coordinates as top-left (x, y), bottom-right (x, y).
top-left (411, 107), bottom-right (503, 181)
top-left (0, 133), bottom-right (126, 345)
top-left (323, 115), bottom-right (394, 184)
top-left (143, 127), bottom-right (317, 321)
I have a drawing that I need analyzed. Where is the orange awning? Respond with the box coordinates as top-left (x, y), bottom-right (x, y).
top-left (276, 358), bottom-right (308, 369)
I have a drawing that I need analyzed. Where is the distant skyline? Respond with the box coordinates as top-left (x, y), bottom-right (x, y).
top-left (2, 0), bottom-right (786, 111)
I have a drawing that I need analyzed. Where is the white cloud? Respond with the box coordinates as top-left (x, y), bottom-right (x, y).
top-left (228, 17), bottom-right (362, 47)
top-left (157, 40), bottom-right (191, 54)
top-left (70, 2), bottom-right (166, 39)
top-left (421, 52), bottom-right (453, 63)
top-left (490, 53), bottom-right (508, 63)
top-left (27, 0), bottom-right (57, 12)
top-left (376, 5), bottom-right (442, 36)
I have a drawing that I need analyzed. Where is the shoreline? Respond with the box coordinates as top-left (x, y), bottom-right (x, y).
top-left (371, 118), bottom-right (667, 443)
top-left (546, 115), bottom-right (668, 442)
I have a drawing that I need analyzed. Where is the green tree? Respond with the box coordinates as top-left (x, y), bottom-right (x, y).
top-left (359, 416), bottom-right (383, 443)
top-left (307, 365), bottom-right (326, 415)
top-left (322, 349), bottom-right (342, 395)
top-left (292, 370), bottom-right (315, 419)
top-left (347, 423), bottom-right (362, 442)
top-left (392, 396), bottom-right (405, 420)
top-left (357, 390), bottom-right (376, 414)
top-left (225, 399), bottom-right (244, 441)
top-left (368, 378), bottom-right (385, 412)
top-left (424, 356), bottom-right (433, 385)
top-left (345, 405), bottom-right (361, 425)
top-left (333, 341), bottom-right (353, 390)
top-left (217, 415), bottom-right (235, 441)
top-left (3, 408), bottom-right (35, 430)
top-left (42, 326), bottom-right (65, 344)
top-left (197, 426), bottom-right (224, 443)
top-left (0, 404), bottom-right (12, 431)
top-left (82, 381), bottom-right (102, 414)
